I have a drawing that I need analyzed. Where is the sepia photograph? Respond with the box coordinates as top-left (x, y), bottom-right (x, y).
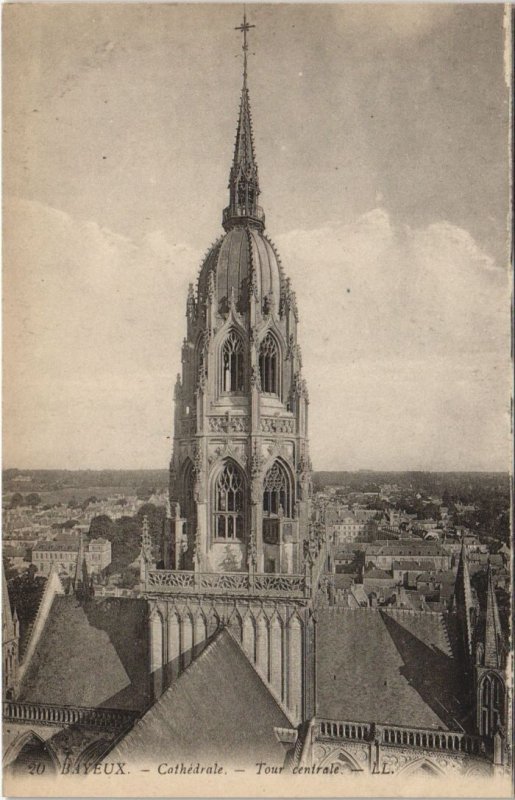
top-left (2, 3), bottom-right (512, 796)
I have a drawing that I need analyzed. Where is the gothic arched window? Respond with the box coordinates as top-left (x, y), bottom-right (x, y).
top-left (263, 461), bottom-right (292, 518)
top-left (221, 330), bottom-right (245, 393)
top-left (259, 333), bottom-right (279, 395)
top-left (181, 460), bottom-right (196, 568)
top-left (214, 462), bottom-right (245, 540)
top-left (479, 673), bottom-right (505, 736)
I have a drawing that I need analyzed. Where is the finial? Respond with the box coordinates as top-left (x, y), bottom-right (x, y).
top-left (223, 10), bottom-right (263, 232)
top-left (235, 9), bottom-right (255, 87)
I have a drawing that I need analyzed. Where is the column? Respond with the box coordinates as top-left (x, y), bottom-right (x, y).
top-left (287, 616), bottom-right (303, 723)
top-left (181, 614), bottom-right (194, 669)
top-left (167, 611), bottom-right (181, 682)
top-left (256, 615), bottom-right (269, 679)
top-left (150, 610), bottom-right (164, 700)
top-left (242, 614), bottom-right (256, 662)
top-left (270, 615), bottom-right (283, 701)
top-left (194, 611), bottom-right (207, 658)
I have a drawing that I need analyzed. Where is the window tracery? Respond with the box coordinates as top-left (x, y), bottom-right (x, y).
top-left (214, 461), bottom-right (245, 540)
top-left (263, 461), bottom-right (292, 518)
top-left (259, 333), bottom-right (279, 394)
top-left (221, 330), bottom-right (245, 392)
top-left (479, 673), bottom-right (504, 736)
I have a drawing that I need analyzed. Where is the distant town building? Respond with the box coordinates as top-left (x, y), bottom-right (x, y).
top-left (364, 540), bottom-right (451, 571)
top-left (329, 513), bottom-right (365, 544)
top-left (31, 536), bottom-right (111, 577)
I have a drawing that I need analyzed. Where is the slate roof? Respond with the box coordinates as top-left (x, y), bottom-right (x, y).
top-left (364, 565), bottom-right (392, 579)
top-left (365, 541), bottom-right (446, 556)
top-left (19, 595), bottom-right (150, 711)
top-left (333, 573), bottom-right (355, 590)
top-left (316, 608), bottom-right (467, 731)
top-left (108, 629), bottom-right (292, 769)
top-left (392, 559), bottom-right (439, 571)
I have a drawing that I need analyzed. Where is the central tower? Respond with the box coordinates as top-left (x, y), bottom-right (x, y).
top-left (168, 14), bottom-right (312, 577)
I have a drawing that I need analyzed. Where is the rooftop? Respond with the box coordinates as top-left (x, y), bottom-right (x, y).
top-left (392, 559), bottom-right (440, 572)
top-left (316, 608), bottom-right (467, 731)
top-left (109, 629), bottom-right (291, 768)
top-left (19, 595), bottom-right (150, 711)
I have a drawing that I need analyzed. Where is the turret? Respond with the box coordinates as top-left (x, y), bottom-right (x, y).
top-left (2, 564), bottom-right (19, 698)
top-left (474, 563), bottom-right (507, 741)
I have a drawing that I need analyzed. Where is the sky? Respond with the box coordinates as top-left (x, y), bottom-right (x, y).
top-left (3, 3), bottom-right (511, 472)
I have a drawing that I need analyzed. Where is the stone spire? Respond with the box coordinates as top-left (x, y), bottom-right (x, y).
top-left (2, 562), bottom-right (17, 643)
top-left (222, 12), bottom-right (264, 232)
top-left (483, 563), bottom-right (503, 668)
top-left (454, 538), bottom-right (474, 659)
top-left (73, 532), bottom-right (90, 598)
top-left (141, 516), bottom-right (152, 562)
top-left (140, 515), bottom-right (155, 584)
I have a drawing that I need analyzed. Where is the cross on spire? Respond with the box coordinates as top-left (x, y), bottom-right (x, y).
top-left (235, 10), bottom-right (255, 84)
top-left (222, 9), bottom-right (263, 231)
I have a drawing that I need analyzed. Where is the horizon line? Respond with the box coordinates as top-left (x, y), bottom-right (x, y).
top-left (2, 466), bottom-right (510, 476)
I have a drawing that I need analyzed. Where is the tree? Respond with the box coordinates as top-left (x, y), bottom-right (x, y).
top-left (3, 556), bottom-right (17, 583)
top-left (119, 567), bottom-right (139, 589)
top-left (7, 570), bottom-right (47, 633)
top-left (9, 493), bottom-right (23, 509)
top-left (61, 519), bottom-right (79, 530)
top-left (25, 493), bottom-right (41, 507)
top-left (89, 515), bottom-right (115, 538)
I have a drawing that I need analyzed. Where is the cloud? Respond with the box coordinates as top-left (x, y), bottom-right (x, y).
top-left (276, 209), bottom-right (510, 471)
top-left (4, 196), bottom-right (200, 468)
top-left (3, 199), bottom-right (510, 471)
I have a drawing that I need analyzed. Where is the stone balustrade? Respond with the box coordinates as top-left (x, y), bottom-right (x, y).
top-left (316, 718), bottom-right (485, 756)
top-left (318, 719), bottom-right (371, 742)
top-left (146, 569), bottom-right (307, 598)
top-left (3, 701), bottom-right (138, 730)
top-left (379, 724), bottom-right (483, 755)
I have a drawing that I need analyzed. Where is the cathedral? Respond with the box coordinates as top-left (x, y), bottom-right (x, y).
top-left (2, 14), bottom-right (511, 787)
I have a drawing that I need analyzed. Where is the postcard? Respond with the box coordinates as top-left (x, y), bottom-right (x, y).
top-left (2, 3), bottom-right (512, 797)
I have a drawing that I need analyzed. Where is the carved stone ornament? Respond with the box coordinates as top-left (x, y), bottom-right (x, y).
top-left (207, 269), bottom-right (216, 301)
top-left (250, 441), bottom-right (263, 478)
top-left (198, 363), bottom-right (207, 390)
top-left (262, 291), bottom-right (274, 316)
top-left (247, 531), bottom-right (257, 567)
top-left (250, 365), bottom-right (261, 391)
top-left (286, 334), bottom-right (295, 360)
top-left (251, 478), bottom-right (262, 504)
top-left (192, 443), bottom-right (203, 477)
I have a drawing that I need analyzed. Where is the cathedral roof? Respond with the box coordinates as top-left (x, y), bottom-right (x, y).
top-left (454, 540), bottom-right (474, 657)
top-left (19, 595), bottom-right (150, 711)
top-left (197, 226), bottom-right (283, 315)
top-left (108, 629), bottom-right (291, 768)
top-left (483, 564), bottom-right (503, 668)
top-left (316, 608), bottom-right (468, 731)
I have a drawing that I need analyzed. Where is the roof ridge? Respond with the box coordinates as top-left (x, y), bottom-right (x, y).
top-left (122, 630), bottom-right (227, 738)
top-left (224, 627), bottom-right (296, 726)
